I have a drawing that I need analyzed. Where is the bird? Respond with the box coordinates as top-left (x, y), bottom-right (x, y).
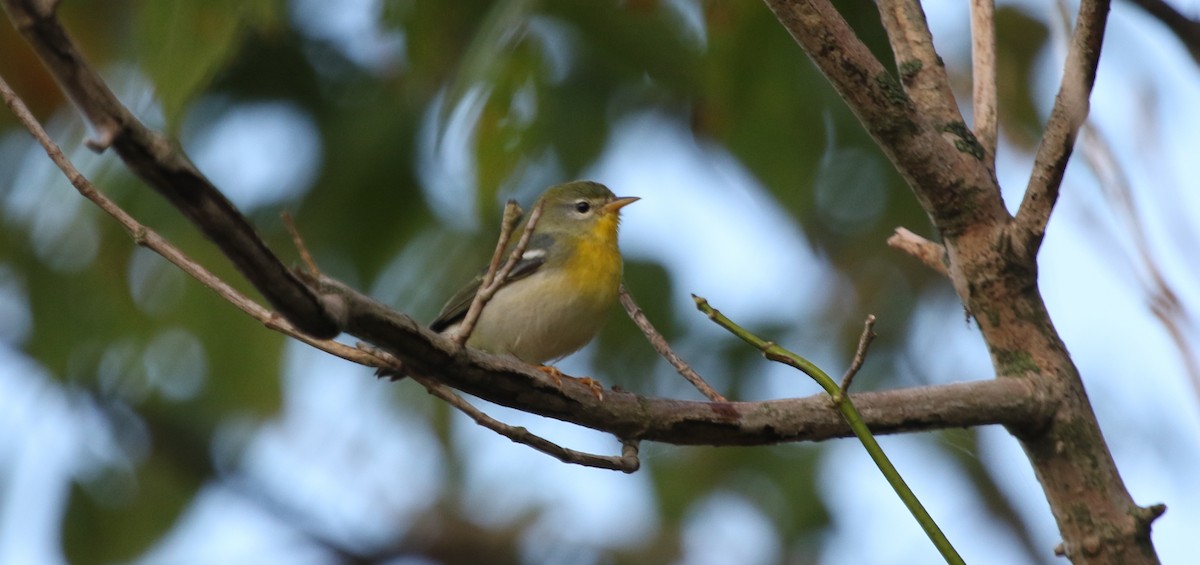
top-left (380, 180), bottom-right (638, 386)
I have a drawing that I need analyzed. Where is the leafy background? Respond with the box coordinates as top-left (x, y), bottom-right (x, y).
top-left (1, 0), bottom-right (1198, 563)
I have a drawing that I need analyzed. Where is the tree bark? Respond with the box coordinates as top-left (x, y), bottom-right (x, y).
top-left (762, 0), bottom-right (1161, 561)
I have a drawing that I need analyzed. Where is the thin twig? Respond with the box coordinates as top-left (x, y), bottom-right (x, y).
top-left (281, 211), bottom-right (320, 276)
top-left (970, 0), bottom-right (998, 167)
top-left (840, 315), bottom-right (878, 392)
top-left (362, 344), bottom-right (638, 471)
top-left (693, 295), bottom-right (963, 565)
top-left (410, 373), bottom-right (639, 473)
top-left (886, 227), bottom-right (949, 276)
top-left (1013, 0), bottom-right (1111, 251)
top-left (619, 439), bottom-right (641, 470)
top-left (619, 285), bottom-right (727, 402)
top-left (454, 201), bottom-right (543, 346)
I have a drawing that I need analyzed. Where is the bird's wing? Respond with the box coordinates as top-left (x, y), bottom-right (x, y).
top-left (429, 233), bottom-right (552, 332)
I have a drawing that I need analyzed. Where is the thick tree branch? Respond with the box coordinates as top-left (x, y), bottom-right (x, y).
top-left (0, 0), bottom-right (339, 338)
top-left (765, 1), bottom-right (1160, 561)
top-left (1013, 0), bottom-right (1111, 253)
top-left (315, 275), bottom-right (1052, 445)
top-left (877, 0), bottom-right (964, 127)
top-left (761, 0), bottom-right (1004, 237)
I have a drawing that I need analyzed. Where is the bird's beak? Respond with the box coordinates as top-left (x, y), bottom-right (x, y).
top-left (603, 196), bottom-right (640, 214)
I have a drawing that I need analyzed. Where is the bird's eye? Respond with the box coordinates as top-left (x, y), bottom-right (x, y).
top-left (574, 201), bottom-right (591, 213)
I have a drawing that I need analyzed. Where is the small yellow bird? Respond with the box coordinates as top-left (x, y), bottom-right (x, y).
top-left (431, 180), bottom-right (638, 365)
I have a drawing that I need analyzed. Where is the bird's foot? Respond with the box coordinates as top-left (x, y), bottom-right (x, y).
top-left (577, 377), bottom-right (605, 401)
top-left (535, 366), bottom-right (605, 400)
top-left (537, 365), bottom-right (565, 388)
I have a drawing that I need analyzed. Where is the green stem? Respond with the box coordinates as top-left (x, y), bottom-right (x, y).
top-left (694, 295), bottom-right (964, 565)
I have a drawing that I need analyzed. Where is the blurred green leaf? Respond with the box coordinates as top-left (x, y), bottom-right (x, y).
top-left (995, 6), bottom-right (1049, 150)
top-left (63, 412), bottom-right (206, 564)
top-left (135, 0), bottom-right (281, 128)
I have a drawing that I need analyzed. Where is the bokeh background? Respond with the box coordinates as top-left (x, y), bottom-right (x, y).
top-left (2, 0), bottom-right (1199, 563)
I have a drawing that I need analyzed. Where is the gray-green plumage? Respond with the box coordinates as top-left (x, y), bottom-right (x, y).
top-left (376, 180), bottom-right (636, 379)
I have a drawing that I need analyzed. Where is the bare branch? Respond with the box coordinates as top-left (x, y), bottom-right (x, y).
top-left (364, 343), bottom-right (638, 471)
top-left (970, 0), bottom-right (998, 166)
top-left (282, 211), bottom-right (320, 276)
top-left (411, 373), bottom-right (639, 473)
top-left (840, 315), bottom-right (878, 392)
top-left (619, 285), bottom-right (727, 402)
top-left (887, 227), bottom-right (949, 276)
top-left (1013, 0), bottom-right (1112, 252)
top-left (761, 0), bottom-right (1003, 236)
top-left (877, 0), bottom-right (963, 124)
top-left (318, 274), bottom-right (1053, 445)
top-left (454, 201), bottom-right (526, 346)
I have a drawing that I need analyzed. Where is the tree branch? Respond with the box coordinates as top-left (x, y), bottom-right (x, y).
top-left (1013, 0), bottom-right (1111, 253)
top-left (886, 227), bottom-right (948, 276)
top-left (877, 0), bottom-right (964, 126)
top-left (454, 200), bottom-right (540, 346)
top-left (761, 0), bottom-right (1003, 237)
top-left (619, 284), bottom-right (727, 402)
top-left (765, 2), bottom-right (1160, 561)
top-left (3, 1), bottom-right (1164, 557)
top-left (316, 275), bottom-right (1053, 445)
top-left (697, 297), bottom-right (962, 563)
top-left (410, 372), bottom-right (640, 472)
top-left (840, 315), bottom-right (877, 392)
top-left (970, 0), bottom-right (999, 167)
